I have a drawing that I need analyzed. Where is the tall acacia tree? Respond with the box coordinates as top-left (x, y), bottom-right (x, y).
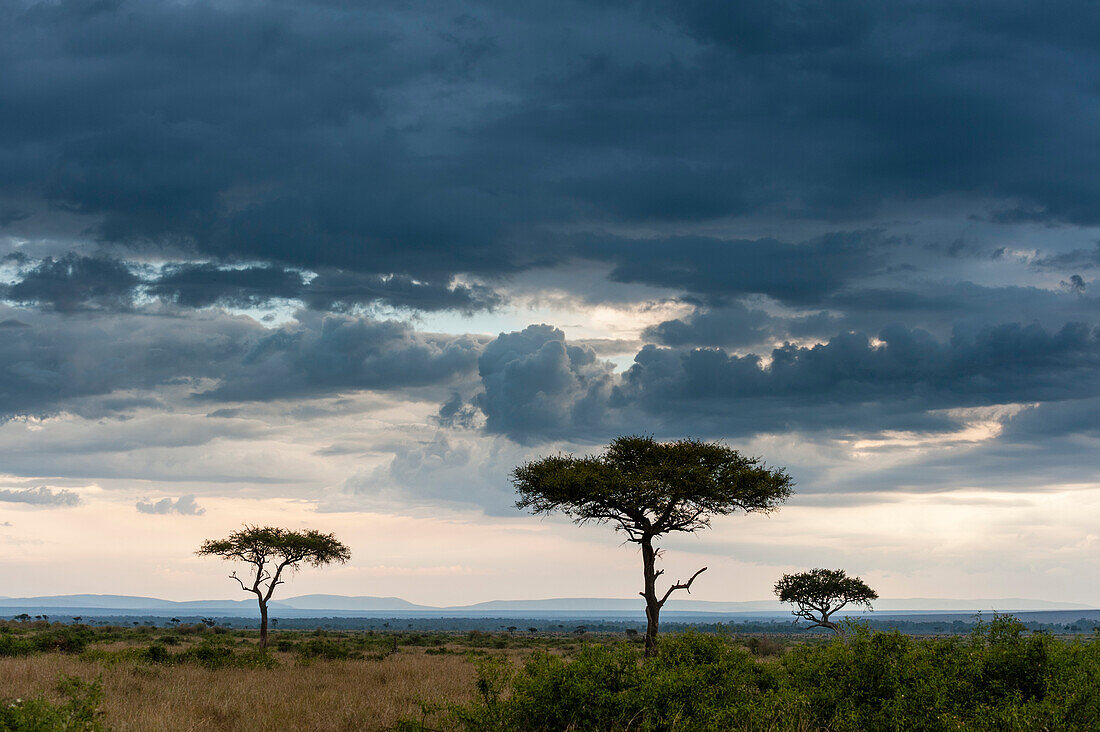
top-left (774, 568), bottom-right (878, 636)
top-left (513, 435), bottom-right (793, 656)
top-left (197, 525), bottom-right (350, 648)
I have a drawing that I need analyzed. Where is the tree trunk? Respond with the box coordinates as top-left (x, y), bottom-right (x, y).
top-left (258, 599), bottom-right (269, 648)
top-left (640, 535), bottom-right (661, 658)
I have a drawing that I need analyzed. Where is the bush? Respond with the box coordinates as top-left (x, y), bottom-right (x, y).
top-left (401, 622), bottom-right (1100, 732)
top-left (0, 635), bottom-right (32, 658)
top-left (0, 628), bottom-right (93, 658)
top-left (178, 639), bottom-right (277, 670)
top-left (0, 676), bottom-right (105, 731)
top-left (143, 644), bottom-right (172, 665)
top-left (742, 636), bottom-right (784, 657)
top-left (294, 638), bottom-right (359, 661)
top-left (407, 633), bottom-right (784, 731)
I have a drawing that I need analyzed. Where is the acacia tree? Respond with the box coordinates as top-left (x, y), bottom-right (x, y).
top-left (774, 568), bottom-right (878, 635)
top-left (197, 525), bottom-right (350, 648)
top-left (512, 435), bottom-right (793, 656)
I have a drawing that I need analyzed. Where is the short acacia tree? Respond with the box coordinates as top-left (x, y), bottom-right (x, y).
top-left (774, 568), bottom-right (877, 635)
top-left (197, 525), bottom-right (350, 647)
top-left (513, 435), bottom-right (793, 656)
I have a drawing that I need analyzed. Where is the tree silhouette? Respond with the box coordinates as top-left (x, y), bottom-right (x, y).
top-left (197, 525), bottom-right (350, 648)
top-left (774, 568), bottom-right (878, 635)
top-left (513, 435), bottom-right (793, 656)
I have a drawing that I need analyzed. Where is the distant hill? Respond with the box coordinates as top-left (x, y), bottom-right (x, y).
top-left (276, 595), bottom-right (435, 611)
top-left (445, 596), bottom-right (1091, 613)
top-left (0, 594), bottom-right (259, 611)
top-left (0, 593), bottom-right (1090, 618)
top-left (449, 598), bottom-right (784, 613)
top-left (864, 598), bottom-right (1092, 613)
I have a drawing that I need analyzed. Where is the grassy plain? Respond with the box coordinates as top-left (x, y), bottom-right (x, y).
top-left (0, 622), bottom-right (648, 731)
top-left (1, 649), bottom-right (477, 731)
top-left (3, 619), bottom-right (1100, 730)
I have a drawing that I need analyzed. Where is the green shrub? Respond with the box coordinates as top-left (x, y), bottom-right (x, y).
top-left (295, 638), bottom-right (359, 661)
top-left (401, 623), bottom-right (1100, 732)
top-left (176, 639), bottom-right (277, 670)
top-left (0, 628), bottom-right (93, 658)
top-left (0, 635), bottom-right (32, 658)
top-left (143, 644), bottom-right (172, 665)
top-left (0, 676), bottom-right (105, 731)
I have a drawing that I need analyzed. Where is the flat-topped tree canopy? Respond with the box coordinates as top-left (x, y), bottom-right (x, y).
top-left (775, 568), bottom-right (878, 635)
top-left (513, 435), bottom-right (794, 656)
top-left (198, 525), bottom-right (351, 569)
top-left (513, 435), bottom-right (794, 539)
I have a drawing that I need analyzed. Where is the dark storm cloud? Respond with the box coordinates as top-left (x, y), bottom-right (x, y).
top-left (3, 0), bottom-right (1100, 295)
top-left (1032, 244), bottom-right (1100, 271)
top-left (4, 254), bottom-right (140, 312)
top-left (620, 323), bottom-right (1100, 420)
top-left (197, 313), bottom-right (483, 402)
top-left (588, 231), bottom-right (892, 305)
top-left (646, 282), bottom-right (1100, 350)
top-left (300, 271), bottom-right (503, 313)
top-left (1, 257), bottom-right (504, 313)
top-left (435, 393), bottom-right (480, 429)
top-left (643, 302), bottom-right (775, 348)
top-left (148, 264), bottom-right (305, 308)
top-left (4, 0), bottom-right (1100, 503)
top-left (0, 308), bottom-right (252, 420)
top-left (643, 305), bottom-right (850, 349)
top-left (0, 307), bottom-right (481, 420)
top-left (471, 321), bottom-right (1100, 441)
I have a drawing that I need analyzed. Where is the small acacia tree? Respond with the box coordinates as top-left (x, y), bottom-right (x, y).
top-left (774, 567), bottom-right (878, 635)
top-left (513, 435), bottom-right (793, 656)
top-left (197, 525), bottom-right (350, 648)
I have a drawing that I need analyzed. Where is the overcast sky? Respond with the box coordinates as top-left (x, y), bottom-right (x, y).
top-left (1, 0), bottom-right (1099, 606)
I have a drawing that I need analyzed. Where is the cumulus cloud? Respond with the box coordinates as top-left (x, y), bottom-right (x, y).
top-left (643, 302), bottom-right (775, 348)
top-left (200, 312), bottom-right (482, 402)
top-left (621, 322), bottom-right (1100, 432)
top-left (0, 307), bottom-right (484, 420)
top-left (435, 394), bottom-right (481, 430)
top-left (467, 321), bottom-right (1100, 443)
top-left (0, 486), bottom-right (81, 507)
top-left (474, 325), bottom-right (616, 443)
top-left (135, 495), bottom-right (205, 515)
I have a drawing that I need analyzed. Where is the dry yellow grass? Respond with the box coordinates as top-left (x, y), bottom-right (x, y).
top-left (0, 649), bottom-right (482, 731)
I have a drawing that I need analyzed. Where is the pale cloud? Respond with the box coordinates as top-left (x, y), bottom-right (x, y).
top-left (136, 495), bottom-right (206, 516)
top-left (0, 486), bottom-right (80, 507)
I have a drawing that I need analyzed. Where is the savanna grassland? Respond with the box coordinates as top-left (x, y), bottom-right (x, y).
top-left (2, 617), bottom-right (1100, 731)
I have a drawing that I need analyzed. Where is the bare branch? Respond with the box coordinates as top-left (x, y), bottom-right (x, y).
top-left (229, 572), bottom-right (254, 595)
top-left (658, 566), bottom-right (707, 607)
